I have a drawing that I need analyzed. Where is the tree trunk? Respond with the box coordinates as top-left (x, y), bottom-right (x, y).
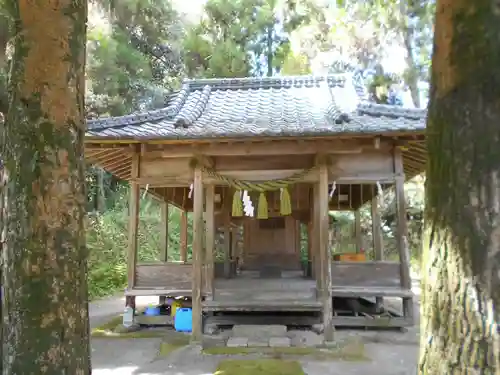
top-left (0, 9), bottom-right (10, 116)
top-left (399, 1), bottom-right (421, 109)
top-left (1, 1), bottom-right (91, 374)
top-left (419, 0), bottom-right (500, 373)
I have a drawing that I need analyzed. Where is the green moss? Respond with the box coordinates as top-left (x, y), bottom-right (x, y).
top-left (92, 329), bottom-right (167, 339)
top-left (91, 314), bottom-right (165, 339)
top-left (158, 342), bottom-right (186, 357)
top-left (214, 359), bottom-right (305, 375)
top-left (92, 315), bottom-right (123, 333)
top-left (203, 339), bottom-right (368, 362)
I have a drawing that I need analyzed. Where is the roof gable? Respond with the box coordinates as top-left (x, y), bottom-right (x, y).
top-left (86, 74), bottom-right (426, 140)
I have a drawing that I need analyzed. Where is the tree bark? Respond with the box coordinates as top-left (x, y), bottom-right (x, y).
top-left (419, 0), bottom-right (500, 373)
top-left (1, 1), bottom-right (91, 374)
top-left (0, 7), bottom-right (10, 116)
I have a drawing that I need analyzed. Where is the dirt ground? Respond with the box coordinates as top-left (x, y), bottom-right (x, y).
top-left (90, 285), bottom-right (421, 375)
top-left (90, 331), bottom-right (419, 375)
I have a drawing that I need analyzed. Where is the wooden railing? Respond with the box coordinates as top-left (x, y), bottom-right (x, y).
top-left (330, 261), bottom-right (403, 288)
top-left (134, 262), bottom-right (192, 290)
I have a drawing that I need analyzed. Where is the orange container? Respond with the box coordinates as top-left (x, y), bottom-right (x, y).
top-left (333, 253), bottom-right (366, 262)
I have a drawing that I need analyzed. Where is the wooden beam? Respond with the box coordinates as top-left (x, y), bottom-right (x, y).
top-left (87, 149), bottom-right (124, 164)
top-left (205, 184), bottom-right (215, 299)
top-left (85, 149), bottom-right (111, 159)
top-left (213, 154), bottom-right (314, 171)
top-left (133, 174), bottom-right (399, 188)
top-left (180, 210), bottom-right (188, 262)
top-left (318, 162), bottom-right (334, 342)
top-left (85, 144), bottom-right (131, 152)
top-left (393, 147), bottom-right (413, 323)
top-left (191, 166), bottom-right (204, 342)
top-left (127, 149), bottom-right (140, 293)
top-left (144, 139), bottom-right (372, 158)
top-left (99, 155), bottom-right (131, 169)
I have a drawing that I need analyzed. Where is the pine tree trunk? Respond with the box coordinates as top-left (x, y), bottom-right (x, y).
top-left (1, 1), bottom-right (90, 374)
top-left (419, 0), bottom-right (500, 373)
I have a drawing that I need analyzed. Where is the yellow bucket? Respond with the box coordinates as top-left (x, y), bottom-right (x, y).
top-left (170, 300), bottom-right (182, 317)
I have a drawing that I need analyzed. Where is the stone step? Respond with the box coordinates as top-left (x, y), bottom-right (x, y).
top-left (226, 336), bottom-right (292, 348)
top-left (232, 324), bottom-right (287, 339)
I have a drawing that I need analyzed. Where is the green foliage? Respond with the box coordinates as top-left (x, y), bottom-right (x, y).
top-left (183, 0), bottom-right (262, 78)
top-left (183, 0), bottom-right (318, 78)
top-left (280, 52), bottom-right (311, 76)
top-left (367, 66), bottom-right (400, 104)
top-left (86, 0), bottom-right (185, 117)
top-left (330, 176), bottom-right (424, 265)
top-left (333, 0), bottom-right (435, 107)
top-left (86, 186), bottom-right (193, 299)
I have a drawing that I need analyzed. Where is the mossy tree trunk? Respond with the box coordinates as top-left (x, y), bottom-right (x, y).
top-left (1, 1), bottom-right (90, 374)
top-left (419, 0), bottom-right (500, 373)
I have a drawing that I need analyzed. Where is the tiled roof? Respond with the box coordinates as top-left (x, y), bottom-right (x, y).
top-left (86, 74), bottom-right (426, 140)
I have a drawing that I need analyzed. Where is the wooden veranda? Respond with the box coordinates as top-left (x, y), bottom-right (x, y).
top-left (85, 74), bottom-right (426, 342)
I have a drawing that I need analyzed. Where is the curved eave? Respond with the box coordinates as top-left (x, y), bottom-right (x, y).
top-left (84, 128), bottom-right (425, 144)
top-left (84, 132), bottom-right (427, 188)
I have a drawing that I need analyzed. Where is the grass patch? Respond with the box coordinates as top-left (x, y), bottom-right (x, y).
top-left (204, 339), bottom-right (368, 362)
top-left (215, 359), bottom-right (305, 375)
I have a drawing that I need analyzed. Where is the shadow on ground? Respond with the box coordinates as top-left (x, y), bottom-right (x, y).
top-left (90, 282), bottom-right (422, 375)
top-left (91, 330), bottom-right (419, 375)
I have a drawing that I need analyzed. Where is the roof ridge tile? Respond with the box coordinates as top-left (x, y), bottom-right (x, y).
top-left (174, 85), bottom-right (212, 128)
top-left (85, 74), bottom-right (426, 139)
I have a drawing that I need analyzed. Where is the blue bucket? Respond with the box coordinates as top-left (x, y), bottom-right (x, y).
top-left (174, 308), bottom-right (192, 332)
top-left (144, 306), bottom-right (161, 316)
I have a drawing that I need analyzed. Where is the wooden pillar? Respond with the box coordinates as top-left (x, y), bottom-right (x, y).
top-left (307, 221), bottom-right (313, 277)
top-left (394, 147), bottom-right (413, 322)
top-left (371, 197), bottom-right (384, 308)
top-left (180, 210), bottom-right (188, 263)
top-left (354, 210), bottom-right (362, 252)
top-left (191, 167), bottom-right (204, 341)
top-left (159, 201), bottom-right (169, 305)
top-left (312, 185), bottom-right (321, 290)
top-left (371, 198), bottom-right (383, 261)
top-left (223, 212), bottom-right (231, 278)
top-left (318, 162), bottom-right (333, 342)
top-left (205, 184), bottom-right (215, 299)
top-left (231, 225), bottom-right (238, 263)
top-left (295, 219), bottom-right (301, 259)
top-left (126, 149), bottom-right (140, 309)
top-left (160, 202), bottom-right (169, 262)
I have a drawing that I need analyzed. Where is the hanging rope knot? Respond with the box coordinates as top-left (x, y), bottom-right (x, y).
top-left (329, 181), bottom-right (337, 200)
top-left (191, 157), bottom-right (316, 219)
top-left (376, 181), bottom-right (384, 208)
